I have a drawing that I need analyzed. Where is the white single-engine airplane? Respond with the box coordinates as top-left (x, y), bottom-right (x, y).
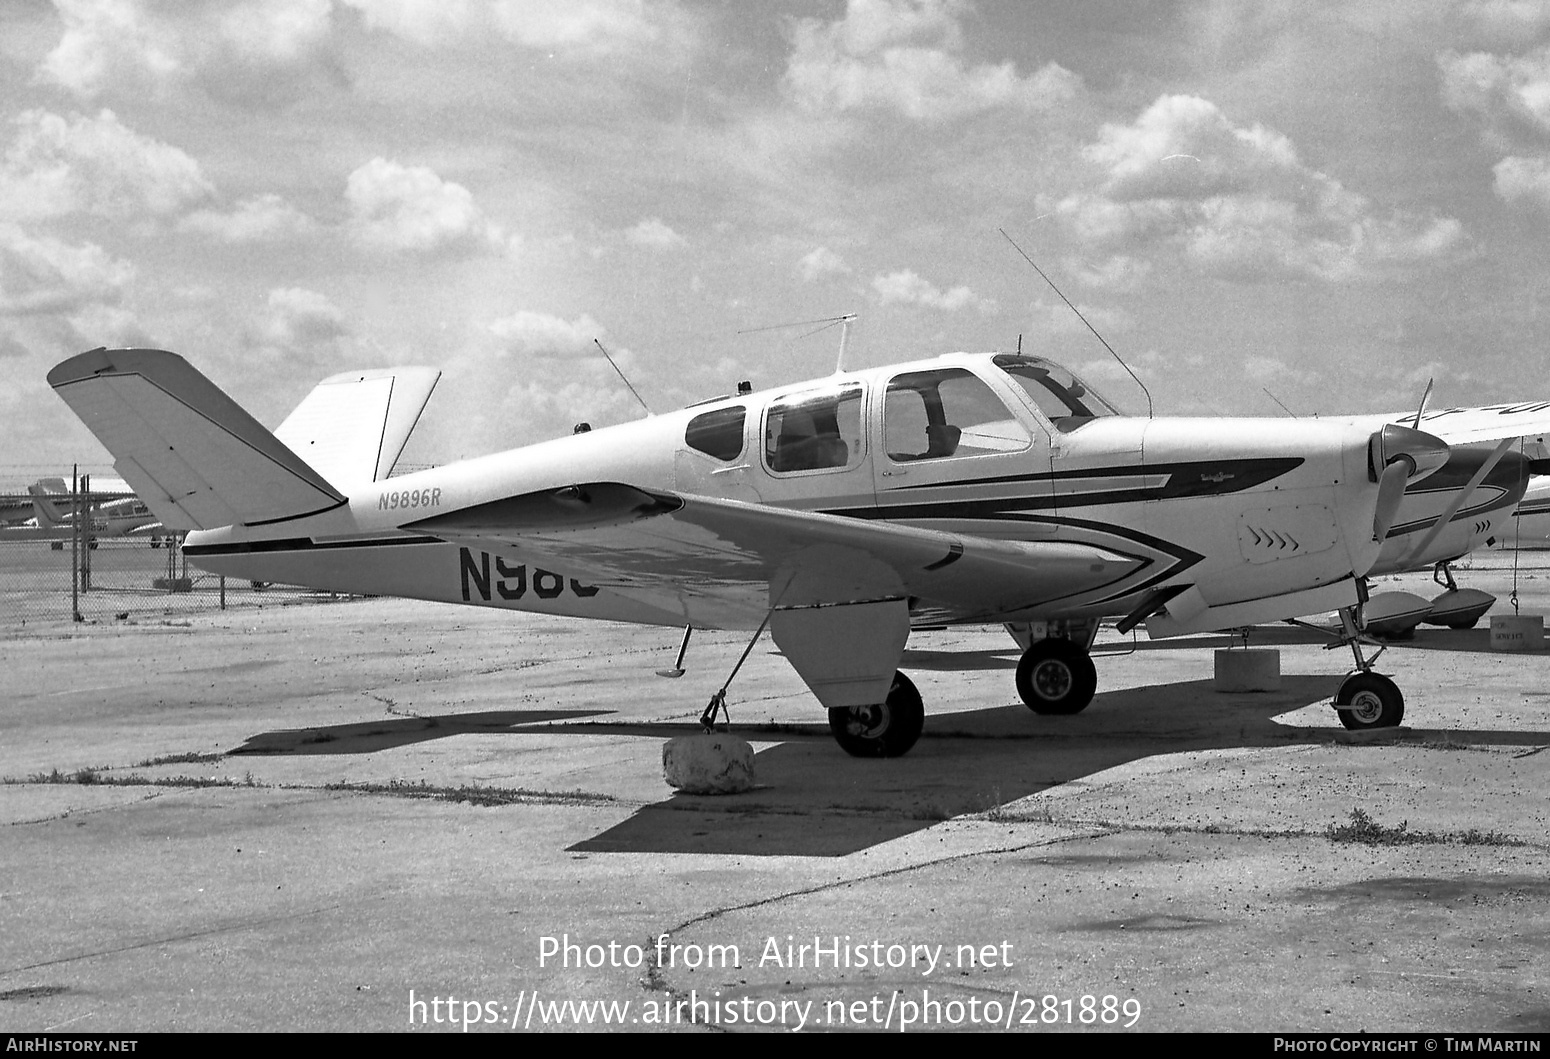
top-left (27, 480), bottom-right (164, 542)
top-left (48, 347), bottom-right (1550, 757)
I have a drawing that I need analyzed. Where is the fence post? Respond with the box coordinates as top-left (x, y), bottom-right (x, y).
top-left (70, 465), bottom-right (81, 622)
top-left (79, 473), bottom-right (91, 594)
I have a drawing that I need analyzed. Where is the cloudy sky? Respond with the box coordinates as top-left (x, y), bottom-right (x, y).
top-left (6, 0), bottom-right (1550, 477)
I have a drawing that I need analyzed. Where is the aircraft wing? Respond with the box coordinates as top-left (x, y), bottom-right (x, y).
top-left (407, 481), bottom-right (1145, 626)
top-left (1392, 405), bottom-right (1550, 450)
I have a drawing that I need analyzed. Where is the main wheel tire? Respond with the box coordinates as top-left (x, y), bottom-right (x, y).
top-left (1015, 638), bottom-right (1098, 715)
top-left (1334, 672), bottom-right (1405, 730)
top-left (828, 671), bottom-right (924, 758)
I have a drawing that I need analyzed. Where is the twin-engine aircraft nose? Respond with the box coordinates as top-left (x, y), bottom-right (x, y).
top-left (1369, 423), bottom-right (1451, 542)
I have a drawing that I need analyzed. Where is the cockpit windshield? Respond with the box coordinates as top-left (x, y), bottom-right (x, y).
top-left (992, 354), bottom-right (1122, 423)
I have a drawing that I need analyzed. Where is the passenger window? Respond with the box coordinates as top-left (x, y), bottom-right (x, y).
top-left (765, 386), bottom-right (864, 473)
top-left (884, 368), bottom-right (1031, 462)
top-left (685, 406), bottom-right (745, 461)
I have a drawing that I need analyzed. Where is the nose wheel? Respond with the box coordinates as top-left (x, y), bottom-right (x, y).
top-left (1334, 671), bottom-right (1404, 730)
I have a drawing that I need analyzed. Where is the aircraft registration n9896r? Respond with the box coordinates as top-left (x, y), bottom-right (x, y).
top-left (47, 347), bottom-right (1550, 758)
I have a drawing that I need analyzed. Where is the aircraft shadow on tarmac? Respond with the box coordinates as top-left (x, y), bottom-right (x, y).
top-left (568, 674), bottom-right (1550, 858)
top-left (227, 709), bottom-right (614, 755)
top-left (221, 671), bottom-right (1550, 858)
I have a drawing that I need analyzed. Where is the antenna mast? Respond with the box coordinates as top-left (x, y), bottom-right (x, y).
top-left (593, 339), bottom-right (652, 416)
top-left (737, 313), bottom-right (858, 375)
top-left (999, 228), bottom-right (1154, 418)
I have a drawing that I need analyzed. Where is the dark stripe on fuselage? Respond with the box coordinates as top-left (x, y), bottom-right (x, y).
top-left (1385, 449), bottom-right (1530, 538)
top-left (837, 457), bottom-right (1305, 519)
top-left (885, 456), bottom-right (1304, 499)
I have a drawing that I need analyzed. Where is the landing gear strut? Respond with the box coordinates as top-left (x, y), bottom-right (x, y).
top-left (828, 671), bottom-right (924, 758)
top-left (1015, 637), bottom-right (1098, 715)
top-left (1332, 599), bottom-right (1405, 731)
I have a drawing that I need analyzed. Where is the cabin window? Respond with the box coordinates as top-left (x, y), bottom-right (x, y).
top-left (884, 368), bottom-right (1031, 462)
top-left (994, 354), bottom-right (1120, 422)
top-left (764, 385), bottom-right (864, 474)
top-left (685, 405), bottom-right (746, 461)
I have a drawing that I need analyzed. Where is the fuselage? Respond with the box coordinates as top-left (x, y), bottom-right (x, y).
top-left (185, 352), bottom-right (1460, 630)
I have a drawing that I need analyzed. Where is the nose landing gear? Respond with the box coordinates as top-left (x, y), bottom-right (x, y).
top-left (1330, 596), bottom-right (1405, 731)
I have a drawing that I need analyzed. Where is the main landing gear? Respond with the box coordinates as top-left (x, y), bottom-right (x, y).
top-left (1015, 637), bottom-right (1098, 714)
top-left (1007, 620), bottom-right (1101, 715)
top-left (828, 672), bottom-right (924, 758)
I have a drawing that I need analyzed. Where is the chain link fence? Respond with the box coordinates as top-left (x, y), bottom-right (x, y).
top-left (1, 472), bottom-right (339, 626)
top-left (0, 535), bottom-right (345, 626)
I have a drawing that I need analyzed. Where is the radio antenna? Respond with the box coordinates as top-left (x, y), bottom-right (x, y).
top-left (1262, 388), bottom-right (1298, 417)
top-left (999, 228), bottom-right (1153, 418)
top-left (738, 313), bottom-right (857, 374)
top-left (593, 339), bottom-right (653, 416)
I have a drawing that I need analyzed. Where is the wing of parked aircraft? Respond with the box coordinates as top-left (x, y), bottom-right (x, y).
top-left (407, 480), bottom-right (1146, 627)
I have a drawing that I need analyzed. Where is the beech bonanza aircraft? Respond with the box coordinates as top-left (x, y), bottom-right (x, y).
top-left (48, 347), bottom-right (1550, 758)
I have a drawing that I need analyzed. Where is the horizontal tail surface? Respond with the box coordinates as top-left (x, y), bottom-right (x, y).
top-left (49, 348), bottom-right (346, 531)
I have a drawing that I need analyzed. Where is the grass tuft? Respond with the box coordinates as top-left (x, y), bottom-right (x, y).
top-left (1325, 808), bottom-right (1523, 847)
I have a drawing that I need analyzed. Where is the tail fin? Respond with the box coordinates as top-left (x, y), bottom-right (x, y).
top-left (48, 348), bottom-right (347, 531)
top-left (28, 482), bottom-right (68, 527)
top-left (274, 366), bottom-right (440, 487)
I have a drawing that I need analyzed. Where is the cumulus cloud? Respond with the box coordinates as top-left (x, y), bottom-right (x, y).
top-left (1026, 297), bottom-right (1130, 338)
top-left (439, 307), bottom-right (647, 450)
top-left (260, 287), bottom-right (347, 342)
top-left (488, 0), bottom-right (664, 52)
top-left (346, 157), bottom-right (498, 252)
top-left (1439, 44), bottom-right (1550, 141)
top-left (0, 109), bottom-right (213, 223)
top-left (343, 0), bottom-right (676, 55)
top-left (1068, 254), bottom-right (1152, 291)
top-left (1438, 32), bottom-right (1550, 215)
top-left (487, 309), bottom-right (608, 357)
top-left (1052, 95), bottom-right (1465, 283)
top-left (624, 217), bottom-right (686, 249)
top-left (39, 0), bottom-right (340, 107)
top-left (242, 287), bottom-right (348, 364)
top-left (1494, 153), bottom-right (1550, 206)
top-left (797, 246), bottom-right (851, 281)
top-left (178, 193), bottom-right (317, 243)
top-left (0, 223), bottom-right (134, 316)
top-left (1451, 1), bottom-right (1550, 49)
top-left (871, 268), bottom-right (995, 312)
top-left (785, 0), bottom-right (1082, 122)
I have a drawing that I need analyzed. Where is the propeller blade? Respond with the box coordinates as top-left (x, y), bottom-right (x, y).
top-left (1372, 459), bottom-right (1410, 541)
top-left (1412, 378), bottom-right (1434, 430)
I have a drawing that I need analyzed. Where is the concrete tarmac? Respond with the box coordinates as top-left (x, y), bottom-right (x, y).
top-left (2, 559), bottom-right (1548, 1033)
